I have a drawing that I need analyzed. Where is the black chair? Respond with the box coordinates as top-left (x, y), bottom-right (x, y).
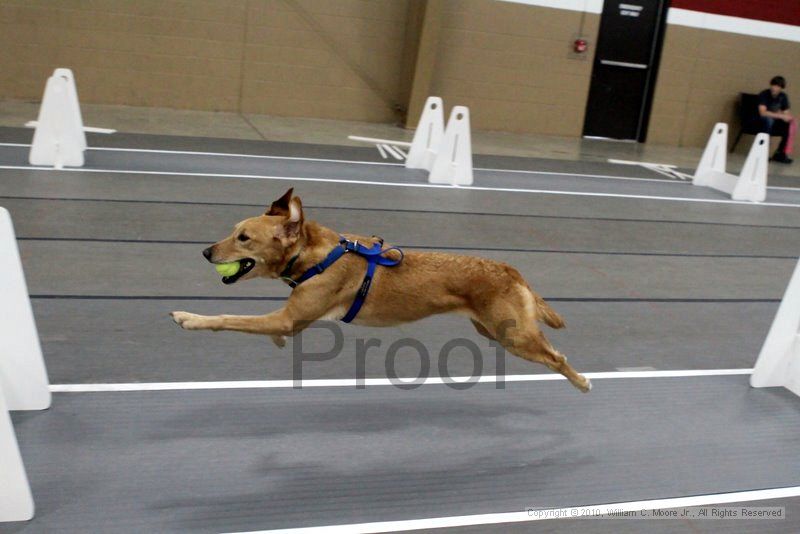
top-left (730, 93), bottom-right (763, 152)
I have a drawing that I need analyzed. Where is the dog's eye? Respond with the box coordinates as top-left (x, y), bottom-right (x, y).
top-left (237, 233), bottom-right (250, 242)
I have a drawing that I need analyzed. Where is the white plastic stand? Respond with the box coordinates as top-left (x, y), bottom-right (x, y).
top-left (692, 122), bottom-right (768, 202)
top-left (751, 258), bottom-right (800, 396)
top-left (405, 96), bottom-right (444, 171)
top-left (0, 207), bottom-right (49, 522)
top-left (29, 68), bottom-right (87, 169)
top-left (0, 389), bottom-right (35, 522)
top-left (0, 208), bottom-right (51, 411)
top-left (348, 96), bottom-right (473, 186)
top-left (429, 106), bottom-right (473, 186)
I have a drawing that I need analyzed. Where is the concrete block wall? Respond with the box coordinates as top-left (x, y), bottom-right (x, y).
top-left (0, 0), bottom-right (408, 122)
top-left (0, 0), bottom-right (246, 110)
top-left (431, 0), bottom-right (599, 137)
top-left (241, 0), bottom-right (408, 121)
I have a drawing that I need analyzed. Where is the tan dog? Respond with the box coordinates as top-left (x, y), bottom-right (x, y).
top-left (171, 189), bottom-right (591, 392)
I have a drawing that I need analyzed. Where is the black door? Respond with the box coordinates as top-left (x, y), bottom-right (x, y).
top-left (583, 0), bottom-right (668, 141)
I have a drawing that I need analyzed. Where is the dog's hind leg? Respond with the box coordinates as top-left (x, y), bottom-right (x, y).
top-left (470, 318), bottom-right (495, 341)
top-left (508, 331), bottom-right (591, 393)
top-left (476, 290), bottom-right (591, 393)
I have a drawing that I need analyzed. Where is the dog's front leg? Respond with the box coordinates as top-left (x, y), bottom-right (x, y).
top-left (170, 309), bottom-right (296, 337)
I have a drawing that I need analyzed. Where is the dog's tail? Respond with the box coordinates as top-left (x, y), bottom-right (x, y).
top-left (534, 293), bottom-right (565, 329)
top-left (508, 266), bottom-right (567, 329)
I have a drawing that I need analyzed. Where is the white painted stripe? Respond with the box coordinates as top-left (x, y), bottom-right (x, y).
top-left (228, 486), bottom-right (800, 534)
top-left (13, 141), bottom-right (793, 189)
top-left (2, 165), bottom-right (799, 208)
top-left (2, 142), bottom-right (797, 192)
top-left (769, 186), bottom-right (800, 192)
top-left (24, 122), bottom-right (116, 134)
top-left (0, 142), bottom-right (670, 182)
top-left (0, 141), bottom-right (405, 167)
top-left (644, 166), bottom-right (681, 180)
top-left (91, 145), bottom-right (404, 167)
top-left (477, 166), bottom-right (680, 184)
top-left (348, 135), bottom-right (412, 148)
top-left (668, 8), bottom-right (800, 43)
top-left (49, 368), bottom-right (753, 392)
top-left (382, 144), bottom-right (405, 160)
top-left (608, 159), bottom-right (677, 168)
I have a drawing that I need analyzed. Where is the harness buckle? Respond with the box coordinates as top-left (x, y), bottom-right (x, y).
top-left (281, 277), bottom-right (298, 288)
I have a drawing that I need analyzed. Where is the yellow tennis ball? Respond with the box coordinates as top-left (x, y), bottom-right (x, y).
top-left (215, 262), bottom-right (240, 277)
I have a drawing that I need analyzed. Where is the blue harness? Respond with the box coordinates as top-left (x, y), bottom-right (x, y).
top-left (280, 236), bottom-right (404, 323)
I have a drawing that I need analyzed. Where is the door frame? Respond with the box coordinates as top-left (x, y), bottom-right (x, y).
top-left (582, 0), bottom-right (671, 142)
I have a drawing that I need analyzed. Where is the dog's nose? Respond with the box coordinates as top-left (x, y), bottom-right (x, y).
top-left (202, 246), bottom-right (214, 261)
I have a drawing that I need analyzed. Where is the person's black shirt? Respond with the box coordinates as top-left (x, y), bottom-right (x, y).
top-left (758, 89), bottom-right (790, 113)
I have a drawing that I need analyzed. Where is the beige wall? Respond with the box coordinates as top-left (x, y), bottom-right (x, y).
top-left (0, 0), bottom-right (409, 122)
top-left (430, 0), bottom-right (599, 136)
top-left (241, 0), bottom-right (409, 121)
top-left (3, 0), bottom-right (797, 145)
top-left (0, 0), bottom-right (597, 133)
top-left (648, 24), bottom-right (800, 147)
top-left (0, 0), bottom-right (247, 111)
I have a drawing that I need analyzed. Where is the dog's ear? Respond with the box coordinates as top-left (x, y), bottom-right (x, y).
top-left (287, 196), bottom-right (303, 224)
top-left (266, 188), bottom-right (294, 216)
top-left (276, 196), bottom-right (304, 243)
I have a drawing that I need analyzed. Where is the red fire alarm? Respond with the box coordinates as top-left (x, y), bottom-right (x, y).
top-left (573, 38), bottom-right (588, 53)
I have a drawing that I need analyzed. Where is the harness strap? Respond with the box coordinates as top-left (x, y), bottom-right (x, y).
top-left (285, 244), bottom-right (347, 288)
top-left (281, 236), bottom-right (403, 323)
top-left (278, 252), bottom-right (301, 282)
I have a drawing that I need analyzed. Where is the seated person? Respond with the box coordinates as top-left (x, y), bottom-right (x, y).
top-left (758, 75), bottom-right (794, 164)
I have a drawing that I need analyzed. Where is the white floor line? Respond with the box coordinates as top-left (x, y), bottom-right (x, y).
top-left (769, 185), bottom-right (800, 191)
top-left (2, 164), bottom-right (799, 207)
top-left (0, 142), bottom-right (404, 167)
top-left (231, 486), bottom-right (800, 534)
top-left (3, 142), bottom-right (800, 191)
top-left (0, 142), bottom-right (693, 184)
top-left (49, 368), bottom-right (752, 392)
top-left (473, 166), bottom-right (681, 184)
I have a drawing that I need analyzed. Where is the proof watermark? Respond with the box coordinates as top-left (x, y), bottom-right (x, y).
top-left (526, 506), bottom-right (785, 520)
top-left (291, 320), bottom-right (518, 389)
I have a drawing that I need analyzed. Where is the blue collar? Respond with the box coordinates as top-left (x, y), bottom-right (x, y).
top-left (280, 236), bottom-right (403, 323)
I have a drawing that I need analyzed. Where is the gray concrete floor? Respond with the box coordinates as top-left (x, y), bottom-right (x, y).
top-left (8, 377), bottom-right (800, 533)
top-left (1, 133), bottom-right (799, 533)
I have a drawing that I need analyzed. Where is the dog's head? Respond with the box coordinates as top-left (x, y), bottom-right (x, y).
top-left (202, 188), bottom-right (304, 284)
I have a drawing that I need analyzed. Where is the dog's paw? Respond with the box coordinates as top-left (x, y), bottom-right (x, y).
top-left (170, 311), bottom-right (206, 330)
top-left (270, 335), bottom-right (287, 348)
top-left (580, 377), bottom-right (592, 393)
